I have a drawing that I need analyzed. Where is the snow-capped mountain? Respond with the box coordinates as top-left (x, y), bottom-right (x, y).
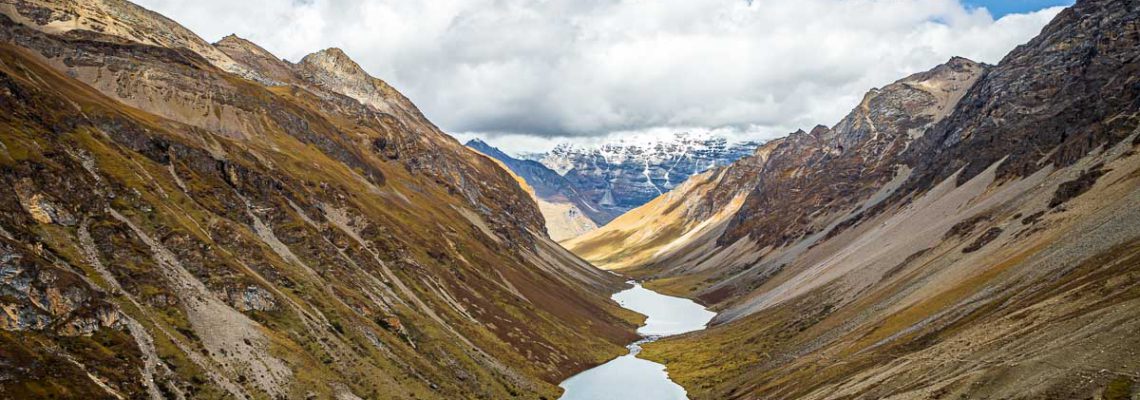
top-left (467, 139), bottom-right (621, 241)
top-left (522, 133), bottom-right (762, 218)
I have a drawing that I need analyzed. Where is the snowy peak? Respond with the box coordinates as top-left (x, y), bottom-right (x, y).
top-left (534, 133), bottom-right (758, 175)
top-left (524, 133), bottom-right (762, 216)
top-left (465, 139), bottom-right (612, 240)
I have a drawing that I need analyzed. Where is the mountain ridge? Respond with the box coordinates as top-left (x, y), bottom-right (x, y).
top-left (0, 1), bottom-right (641, 398)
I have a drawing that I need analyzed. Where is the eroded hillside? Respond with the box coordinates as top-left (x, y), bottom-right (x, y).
top-left (0, 0), bottom-right (641, 398)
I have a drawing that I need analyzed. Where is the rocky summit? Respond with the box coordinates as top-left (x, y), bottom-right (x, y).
top-left (0, 0), bottom-right (641, 398)
top-left (569, 0), bottom-right (1140, 398)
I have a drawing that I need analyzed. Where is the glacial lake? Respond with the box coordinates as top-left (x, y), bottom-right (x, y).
top-left (558, 282), bottom-right (716, 400)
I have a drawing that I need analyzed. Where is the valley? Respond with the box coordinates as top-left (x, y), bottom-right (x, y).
top-left (566, 0), bottom-right (1140, 398)
top-left (0, 0), bottom-right (1137, 399)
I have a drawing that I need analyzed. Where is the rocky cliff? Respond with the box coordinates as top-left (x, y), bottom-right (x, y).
top-left (0, 1), bottom-right (640, 398)
top-left (568, 0), bottom-right (1140, 398)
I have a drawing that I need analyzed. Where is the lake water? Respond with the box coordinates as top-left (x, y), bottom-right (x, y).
top-left (558, 282), bottom-right (716, 400)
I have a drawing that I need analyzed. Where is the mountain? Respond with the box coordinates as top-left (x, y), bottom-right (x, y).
top-left (466, 139), bottom-right (615, 241)
top-left (0, 1), bottom-right (641, 398)
top-left (566, 56), bottom-right (986, 271)
top-left (525, 134), bottom-right (762, 220)
top-left (567, 0), bottom-right (1140, 398)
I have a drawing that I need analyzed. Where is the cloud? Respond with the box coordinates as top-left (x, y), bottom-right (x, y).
top-left (133, 0), bottom-right (1063, 153)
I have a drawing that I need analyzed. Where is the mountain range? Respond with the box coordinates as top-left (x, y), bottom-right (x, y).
top-left (0, 0), bottom-right (639, 398)
top-left (567, 0), bottom-right (1140, 398)
top-left (466, 139), bottom-right (615, 241)
top-left (469, 134), bottom-right (761, 240)
top-left (1, 0), bottom-right (1138, 399)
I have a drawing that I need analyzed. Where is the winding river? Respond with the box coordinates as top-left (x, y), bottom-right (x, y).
top-left (559, 282), bottom-right (716, 400)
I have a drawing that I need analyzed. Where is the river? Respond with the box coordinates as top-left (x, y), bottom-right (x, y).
top-left (558, 281), bottom-right (716, 400)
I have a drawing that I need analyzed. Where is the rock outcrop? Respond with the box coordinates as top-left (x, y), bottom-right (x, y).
top-left (295, 47), bottom-right (421, 118)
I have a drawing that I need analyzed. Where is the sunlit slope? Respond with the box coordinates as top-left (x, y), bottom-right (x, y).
top-left (563, 164), bottom-right (750, 272)
top-left (568, 55), bottom-right (984, 281)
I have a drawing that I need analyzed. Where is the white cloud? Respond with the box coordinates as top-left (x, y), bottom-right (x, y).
top-left (133, 0), bottom-right (1063, 154)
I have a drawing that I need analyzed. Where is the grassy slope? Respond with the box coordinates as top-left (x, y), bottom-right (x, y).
top-left (0, 34), bottom-right (637, 399)
top-left (640, 147), bottom-right (1140, 399)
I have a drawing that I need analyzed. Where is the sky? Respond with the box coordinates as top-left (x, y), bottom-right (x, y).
top-left (963, 0), bottom-right (1073, 18)
top-left (134, 0), bottom-right (1070, 155)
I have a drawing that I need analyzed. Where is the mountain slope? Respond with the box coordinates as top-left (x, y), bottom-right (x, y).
top-left (466, 139), bottom-right (612, 241)
top-left (568, 56), bottom-right (986, 275)
top-left (568, 0), bottom-right (1140, 398)
top-left (0, 1), bottom-right (640, 399)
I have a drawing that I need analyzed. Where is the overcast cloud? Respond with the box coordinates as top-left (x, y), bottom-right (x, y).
top-left (134, 0), bottom-right (1064, 153)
